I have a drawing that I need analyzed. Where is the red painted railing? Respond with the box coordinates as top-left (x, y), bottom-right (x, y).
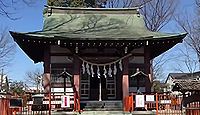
top-left (124, 93), bottom-right (185, 115)
top-left (186, 101), bottom-right (200, 115)
top-left (0, 97), bottom-right (22, 115)
top-left (0, 98), bottom-right (11, 115)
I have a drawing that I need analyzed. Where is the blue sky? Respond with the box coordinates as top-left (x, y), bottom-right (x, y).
top-left (0, 1), bottom-right (46, 81)
top-left (0, 0), bottom-right (197, 82)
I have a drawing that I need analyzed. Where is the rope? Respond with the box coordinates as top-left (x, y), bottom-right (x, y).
top-left (76, 53), bottom-right (132, 66)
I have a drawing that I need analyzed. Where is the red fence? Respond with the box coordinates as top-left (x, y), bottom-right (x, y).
top-left (0, 98), bottom-right (10, 115)
top-left (1, 93), bottom-right (200, 115)
top-left (124, 93), bottom-right (200, 115)
top-left (0, 97), bottom-right (22, 115)
top-left (185, 101), bottom-right (200, 115)
top-left (157, 94), bottom-right (183, 115)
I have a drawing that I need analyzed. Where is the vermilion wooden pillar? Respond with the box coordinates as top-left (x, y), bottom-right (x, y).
top-left (144, 46), bottom-right (151, 93)
top-left (43, 46), bottom-right (51, 93)
top-left (73, 56), bottom-right (81, 93)
top-left (73, 56), bottom-right (81, 111)
top-left (122, 57), bottom-right (129, 110)
top-left (43, 46), bottom-right (51, 115)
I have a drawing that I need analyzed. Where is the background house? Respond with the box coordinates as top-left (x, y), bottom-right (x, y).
top-left (164, 72), bottom-right (200, 94)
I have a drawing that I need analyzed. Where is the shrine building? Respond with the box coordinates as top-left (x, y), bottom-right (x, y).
top-left (10, 6), bottom-right (186, 109)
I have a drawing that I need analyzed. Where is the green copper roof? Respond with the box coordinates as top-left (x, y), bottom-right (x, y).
top-left (10, 7), bottom-right (187, 63)
top-left (15, 7), bottom-right (186, 40)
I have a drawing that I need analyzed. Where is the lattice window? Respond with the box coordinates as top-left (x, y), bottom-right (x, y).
top-left (106, 75), bottom-right (116, 99)
top-left (80, 74), bottom-right (90, 99)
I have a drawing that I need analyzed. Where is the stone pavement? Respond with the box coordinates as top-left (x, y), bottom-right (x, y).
top-left (16, 111), bottom-right (156, 115)
top-left (51, 111), bottom-right (132, 115)
top-left (51, 110), bottom-right (156, 115)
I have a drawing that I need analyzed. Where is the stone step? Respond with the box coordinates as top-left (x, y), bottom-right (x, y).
top-left (84, 107), bottom-right (123, 111)
top-left (82, 101), bottom-right (122, 111)
top-left (80, 111), bottom-right (132, 115)
top-left (104, 101), bottom-right (122, 107)
top-left (85, 101), bottom-right (104, 108)
top-left (84, 101), bottom-right (122, 107)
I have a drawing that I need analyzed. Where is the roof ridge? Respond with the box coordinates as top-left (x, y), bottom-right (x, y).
top-left (45, 5), bottom-right (140, 10)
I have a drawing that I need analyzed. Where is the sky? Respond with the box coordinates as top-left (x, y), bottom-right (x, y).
top-left (0, 1), bottom-right (46, 81)
top-left (0, 0), bottom-right (198, 82)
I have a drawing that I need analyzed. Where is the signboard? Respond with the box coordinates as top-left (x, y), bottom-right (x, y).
top-left (135, 95), bottom-right (145, 108)
top-left (10, 98), bottom-right (23, 107)
top-left (160, 100), bottom-right (171, 104)
top-left (51, 88), bottom-right (73, 93)
top-left (31, 104), bottom-right (49, 111)
top-left (146, 95), bottom-right (155, 102)
top-left (61, 95), bottom-right (70, 108)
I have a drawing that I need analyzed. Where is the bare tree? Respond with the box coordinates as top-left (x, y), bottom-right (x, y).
top-left (152, 52), bottom-right (175, 79)
top-left (106, 0), bottom-right (178, 31)
top-left (25, 69), bottom-right (43, 92)
top-left (175, 1), bottom-right (200, 69)
top-left (171, 43), bottom-right (198, 73)
top-left (104, 0), bottom-right (152, 8)
top-left (106, 0), bottom-right (179, 79)
top-left (196, 0), bottom-right (200, 7)
top-left (0, 29), bottom-right (15, 69)
top-left (0, 1), bottom-right (39, 68)
top-left (140, 0), bottom-right (179, 79)
top-left (140, 0), bottom-right (178, 31)
top-left (0, 0), bottom-right (38, 19)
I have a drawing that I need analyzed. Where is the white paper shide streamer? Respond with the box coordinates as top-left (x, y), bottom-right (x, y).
top-left (113, 63), bottom-right (117, 75)
top-left (82, 62), bottom-right (85, 74)
top-left (81, 56), bottom-right (125, 78)
top-left (91, 65), bottom-right (94, 77)
top-left (119, 60), bottom-right (123, 71)
top-left (108, 65), bottom-right (112, 77)
top-left (97, 66), bottom-right (100, 78)
top-left (86, 63), bottom-right (90, 76)
top-left (103, 65), bottom-right (107, 78)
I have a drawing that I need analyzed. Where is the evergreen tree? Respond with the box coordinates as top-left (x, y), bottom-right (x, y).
top-left (10, 81), bottom-right (25, 96)
top-left (47, 0), bottom-right (106, 8)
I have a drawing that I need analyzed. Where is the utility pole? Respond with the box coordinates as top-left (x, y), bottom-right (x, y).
top-left (0, 69), bottom-right (3, 92)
